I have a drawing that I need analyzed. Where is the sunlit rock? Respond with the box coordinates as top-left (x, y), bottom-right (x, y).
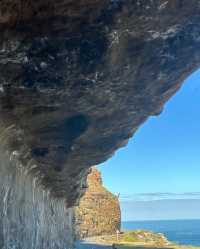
top-left (75, 167), bottom-right (121, 239)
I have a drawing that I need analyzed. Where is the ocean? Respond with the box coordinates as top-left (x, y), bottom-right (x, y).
top-left (122, 220), bottom-right (200, 246)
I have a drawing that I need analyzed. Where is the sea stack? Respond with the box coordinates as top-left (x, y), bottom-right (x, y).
top-left (75, 167), bottom-right (121, 239)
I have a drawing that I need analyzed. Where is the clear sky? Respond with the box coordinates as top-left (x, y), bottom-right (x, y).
top-left (98, 69), bottom-right (200, 221)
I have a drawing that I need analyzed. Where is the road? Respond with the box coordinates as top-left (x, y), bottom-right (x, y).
top-left (75, 240), bottom-right (112, 249)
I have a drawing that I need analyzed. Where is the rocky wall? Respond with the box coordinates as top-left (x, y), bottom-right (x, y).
top-left (0, 141), bottom-right (74, 249)
top-left (75, 168), bottom-right (121, 239)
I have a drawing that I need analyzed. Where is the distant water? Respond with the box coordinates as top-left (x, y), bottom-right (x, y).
top-left (122, 220), bottom-right (200, 246)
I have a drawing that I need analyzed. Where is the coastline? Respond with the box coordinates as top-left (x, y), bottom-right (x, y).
top-left (77, 230), bottom-right (200, 249)
top-left (122, 220), bottom-right (200, 247)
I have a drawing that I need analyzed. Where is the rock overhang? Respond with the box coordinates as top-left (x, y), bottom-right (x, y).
top-left (0, 0), bottom-right (200, 206)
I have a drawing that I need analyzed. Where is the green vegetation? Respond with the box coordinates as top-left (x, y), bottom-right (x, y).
top-left (119, 230), bottom-right (169, 245)
top-left (90, 230), bottom-right (169, 246)
top-left (121, 231), bottom-right (139, 242)
top-left (88, 230), bottom-right (200, 249)
top-left (116, 244), bottom-right (200, 249)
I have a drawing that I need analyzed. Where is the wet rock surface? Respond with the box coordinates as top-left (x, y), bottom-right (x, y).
top-left (75, 167), bottom-right (121, 239)
top-left (0, 0), bottom-right (200, 207)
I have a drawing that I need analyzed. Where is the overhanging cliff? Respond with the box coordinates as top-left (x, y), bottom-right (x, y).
top-left (0, 1), bottom-right (200, 248)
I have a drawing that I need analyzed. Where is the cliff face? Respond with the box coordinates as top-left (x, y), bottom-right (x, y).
top-left (0, 147), bottom-right (74, 249)
top-left (0, 0), bottom-right (200, 206)
top-left (0, 0), bottom-right (200, 248)
top-left (75, 168), bottom-right (121, 239)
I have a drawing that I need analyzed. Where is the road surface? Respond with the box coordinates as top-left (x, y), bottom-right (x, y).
top-left (75, 240), bottom-right (112, 249)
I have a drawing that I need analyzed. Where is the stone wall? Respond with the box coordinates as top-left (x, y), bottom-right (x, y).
top-left (75, 167), bottom-right (121, 239)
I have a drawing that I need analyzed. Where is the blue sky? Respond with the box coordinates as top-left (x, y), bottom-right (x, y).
top-left (121, 199), bottom-right (200, 221)
top-left (98, 69), bottom-right (200, 221)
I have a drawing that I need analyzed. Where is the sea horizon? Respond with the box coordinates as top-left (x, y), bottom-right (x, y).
top-left (122, 218), bottom-right (200, 222)
top-left (122, 219), bottom-right (200, 246)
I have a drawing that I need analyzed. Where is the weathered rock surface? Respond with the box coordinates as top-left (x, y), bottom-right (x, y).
top-left (0, 0), bottom-right (200, 248)
top-left (0, 146), bottom-right (74, 249)
top-left (0, 0), bottom-right (200, 205)
top-left (75, 167), bottom-right (121, 239)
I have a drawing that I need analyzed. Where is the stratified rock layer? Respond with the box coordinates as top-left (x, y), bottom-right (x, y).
top-left (75, 167), bottom-right (121, 239)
